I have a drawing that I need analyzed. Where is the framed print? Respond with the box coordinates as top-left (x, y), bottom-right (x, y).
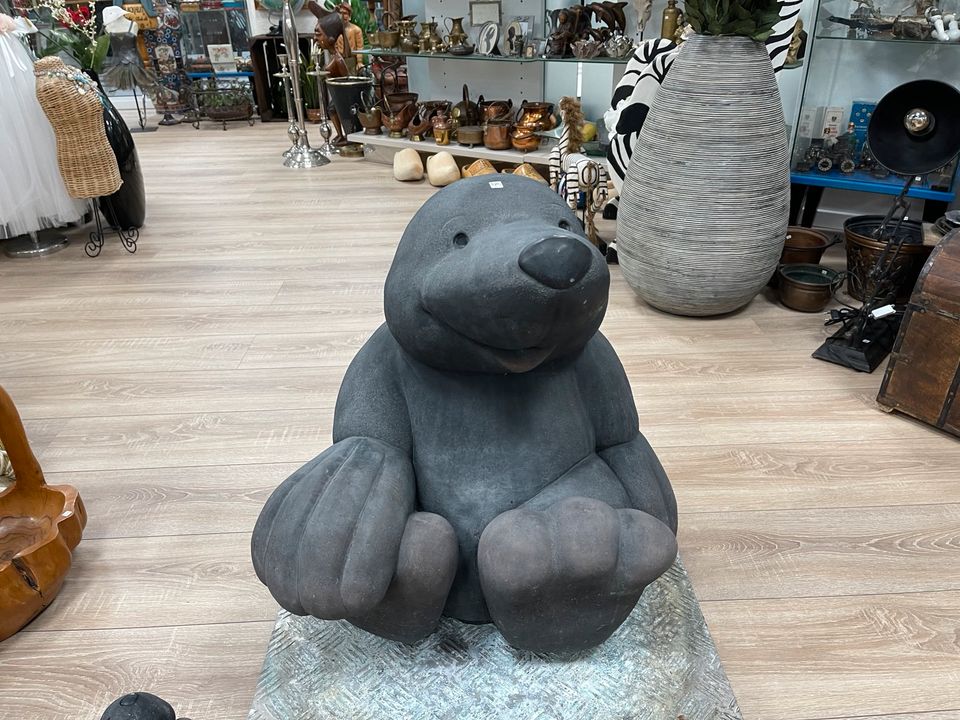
top-left (476, 20), bottom-right (501, 55)
top-left (522, 37), bottom-right (544, 59)
top-left (469, 0), bottom-right (501, 26)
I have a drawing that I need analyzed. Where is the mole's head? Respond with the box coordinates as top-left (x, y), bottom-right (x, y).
top-left (384, 175), bottom-right (609, 373)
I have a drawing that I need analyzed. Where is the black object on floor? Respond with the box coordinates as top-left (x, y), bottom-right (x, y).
top-left (100, 692), bottom-right (181, 720)
top-left (812, 312), bottom-right (901, 372)
top-left (602, 202), bottom-right (618, 220)
top-left (100, 95), bottom-right (147, 230)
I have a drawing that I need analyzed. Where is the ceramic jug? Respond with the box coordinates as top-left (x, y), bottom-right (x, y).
top-left (398, 19), bottom-right (420, 53)
top-left (422, 19), bottom-right (444, 49)
top-left (444, 16), bottom-right (468, 45)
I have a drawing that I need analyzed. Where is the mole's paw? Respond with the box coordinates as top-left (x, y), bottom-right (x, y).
top-left (478, 496), bottom-right (676, 653)
top-left (349, 512), bottom-right (459, 643)
top-left (251, 436), bottom-right (415, 618)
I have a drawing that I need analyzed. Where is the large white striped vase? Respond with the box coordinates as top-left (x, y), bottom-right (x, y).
top-left (616, 34), bottom-right (790, 316)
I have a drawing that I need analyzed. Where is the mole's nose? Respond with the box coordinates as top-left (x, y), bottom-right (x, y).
top-left (518, 235), bottom-right (593, 290)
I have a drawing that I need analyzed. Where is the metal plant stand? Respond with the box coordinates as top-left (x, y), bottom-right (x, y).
top-left (3, 230), bottom-right (68, 258)
top-left (85, 198), bottom-right (139, 258)
top-left (279, 0), bottom-right (328, 168)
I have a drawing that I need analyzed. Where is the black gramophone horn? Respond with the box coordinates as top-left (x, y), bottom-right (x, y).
top-left (868, 79), bottom-right (960, 175)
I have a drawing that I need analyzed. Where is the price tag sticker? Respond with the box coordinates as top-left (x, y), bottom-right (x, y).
top-left (488, 181), bottom-right (503, 189)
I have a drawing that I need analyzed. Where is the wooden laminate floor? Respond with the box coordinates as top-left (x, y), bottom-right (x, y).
top-left (1, 121), bottom-right (958, 720)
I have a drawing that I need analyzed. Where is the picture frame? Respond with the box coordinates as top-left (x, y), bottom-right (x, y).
top-left (522, 37), bottom-right (544, 59)
top-left (476, 20), bottom-right (501, 55)
top-left (506, 15), bottom-right (535, 56)
top-left (207, 43), bottom-right (236, 73)
top-left (469, 0), bottom-right (501, 26)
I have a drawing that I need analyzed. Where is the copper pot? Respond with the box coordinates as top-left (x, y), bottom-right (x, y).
top-left (510, 126), bottom-right (541, 152)
top-left (781, 227), bottom-right (838, 265)
top-left (844, 215), bottom-right (929, 302)
top-left (479, 97), bottom-right (513, 124)
top-left (385, 92), bottom-right (418, 114)
top-left (420, 100), bottom-right (451, 119)
top-left (515, 101), bottom-right (555, 132)
top-left (384, 102), bottom-right (417, 137)
top-left (353, 106), bottom-right (382, 134)
top-left (483, 121), bottom-right (512, 150)
top-left (457, 125), bottom-right (483, 147)
top-left (407, 108), bottom-right (433, 141)
top-left (777, 264), bottom-right (845, 313)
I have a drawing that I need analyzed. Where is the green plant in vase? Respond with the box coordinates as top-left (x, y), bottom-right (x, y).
top-left (683, 0), bottom-right (783, 41)
top-left (35, 0), bottom-right (110, 77)
top-left (616, 0), bottom-right (791, 316)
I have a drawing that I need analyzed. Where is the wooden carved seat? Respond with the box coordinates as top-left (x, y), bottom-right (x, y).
top-left (0, 386), bottom-right (86, 642)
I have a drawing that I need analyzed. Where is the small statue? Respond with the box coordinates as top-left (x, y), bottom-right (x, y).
top-left (335, 1), bottom-right (365, 69)
top-left (660, 0), bottom-right (681, 40)
top-left (785, 18), bottom-right (807, 66)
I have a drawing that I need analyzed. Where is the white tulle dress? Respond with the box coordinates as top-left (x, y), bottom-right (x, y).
top-left (0, 15), bottom-right (83, 239)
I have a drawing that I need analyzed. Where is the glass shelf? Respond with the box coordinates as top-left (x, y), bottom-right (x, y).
top-left (814, 32), bottom-right (960, 46)
top-left (356, 48), bottom-right (629, 65)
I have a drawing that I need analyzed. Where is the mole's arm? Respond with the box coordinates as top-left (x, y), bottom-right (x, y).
top-left (573, 333), bottom-right (677, 533)
top-left (253, 325), bottom-right (456, 642)
top-left (332, 324), bottom-right (413, 452)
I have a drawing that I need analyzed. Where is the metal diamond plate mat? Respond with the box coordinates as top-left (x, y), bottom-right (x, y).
top-left (248, 558), bottom-right (741, 720)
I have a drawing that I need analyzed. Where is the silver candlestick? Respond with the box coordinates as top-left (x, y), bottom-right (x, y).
top-left (276, 54), bottom-right (300, 158)
top-left (275, 56), bottom-right (304, 159)
top-left (280, 0), bottom-right (328, 168)
top-left (307, 68), bottom-right (336, 157)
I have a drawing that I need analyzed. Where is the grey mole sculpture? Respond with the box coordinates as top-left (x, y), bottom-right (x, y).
top-left (252, 175), bottom-right (678, 653)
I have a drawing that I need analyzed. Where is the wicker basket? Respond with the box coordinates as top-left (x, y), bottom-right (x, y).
top-left (34, 57), bottom-right (121, 200)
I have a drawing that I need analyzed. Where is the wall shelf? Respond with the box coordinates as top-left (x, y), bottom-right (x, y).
top-left (357, 48), bottom-right (631, 65)
top-left (346, 131), bottom-right (555, 166)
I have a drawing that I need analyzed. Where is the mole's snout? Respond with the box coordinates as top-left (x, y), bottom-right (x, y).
top-left (518, 235), bottom-right (593, 290)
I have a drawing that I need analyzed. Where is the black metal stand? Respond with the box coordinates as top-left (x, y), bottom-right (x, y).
top-left (812, 177), bottom-right (916, 372)
top-left (133, 84), bottom-right (145, 129)
top-left (85, 198), bottom-right (139, 258)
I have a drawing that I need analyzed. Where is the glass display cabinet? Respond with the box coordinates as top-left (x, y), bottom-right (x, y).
top-left (180, 0), bottom-right (252, 72)
top-left (790, 0), bottom-right (960, 224)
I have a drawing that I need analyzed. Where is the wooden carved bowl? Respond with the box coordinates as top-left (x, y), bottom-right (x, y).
top-left (0, 386), bottom-right (86, 642)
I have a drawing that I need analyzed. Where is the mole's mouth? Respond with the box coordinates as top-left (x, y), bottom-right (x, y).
top-left (421, 306), bottom-right (555, 370)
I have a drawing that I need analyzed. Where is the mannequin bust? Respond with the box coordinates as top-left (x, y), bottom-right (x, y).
top-left (34, 57), bottom-right (121, 199)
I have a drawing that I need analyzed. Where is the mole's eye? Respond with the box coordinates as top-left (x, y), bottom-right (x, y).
top-left (453, 232), bottom-right (469, 248)
top-left (558, 219), bottom-right (571, 231)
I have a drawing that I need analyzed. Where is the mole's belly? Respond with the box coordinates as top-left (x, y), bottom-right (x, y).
top-left (402, 363), bottom-right (595, 621)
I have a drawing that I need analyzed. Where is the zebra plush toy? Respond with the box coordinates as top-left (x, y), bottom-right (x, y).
top-left (549, 97), bottom-right (610, 249)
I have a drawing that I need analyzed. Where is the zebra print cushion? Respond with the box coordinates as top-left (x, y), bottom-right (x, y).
top-left (605, 0), bottom-right (803, 195)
